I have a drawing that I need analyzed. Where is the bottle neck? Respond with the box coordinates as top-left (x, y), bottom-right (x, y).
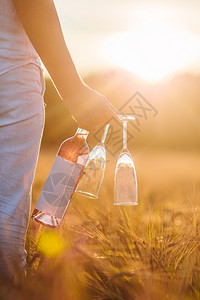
top-left (75, 127), bottom-right (89, 140)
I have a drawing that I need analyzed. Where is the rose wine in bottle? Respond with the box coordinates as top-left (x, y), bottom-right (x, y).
top-left (31, 128), bottom-right (89, 228)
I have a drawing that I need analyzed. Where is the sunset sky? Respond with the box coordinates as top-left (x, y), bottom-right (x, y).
top-left (54, 0), bottom-right (200, 81)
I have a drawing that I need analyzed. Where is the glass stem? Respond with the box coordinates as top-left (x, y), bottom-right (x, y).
top-left (123, 121), bottom-right (127, 150)
top-left (101, 124), bottom-right (110, 144)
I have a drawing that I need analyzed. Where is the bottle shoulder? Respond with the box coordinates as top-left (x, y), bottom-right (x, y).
top-left (58, 135), bottom-right (89, 163)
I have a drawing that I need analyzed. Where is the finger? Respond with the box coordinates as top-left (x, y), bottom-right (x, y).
top-left (103, 97), bottom-right (120, 117)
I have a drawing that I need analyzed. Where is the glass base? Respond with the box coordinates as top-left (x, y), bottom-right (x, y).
top-left (31, 208), bottom-right (61, 228)
top-left (77, 191), bottom-right (98, 199)
top-left (114, 202), bottom-right (138, 206)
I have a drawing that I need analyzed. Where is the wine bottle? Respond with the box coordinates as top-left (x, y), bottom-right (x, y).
top-left (31, 128), bottom-right (89, 228)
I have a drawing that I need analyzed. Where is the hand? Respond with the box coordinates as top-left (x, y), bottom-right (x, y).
top-left (65, 84), bottom-right (119, 132)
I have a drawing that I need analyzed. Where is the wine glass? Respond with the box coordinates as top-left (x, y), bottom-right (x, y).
top-left (114, 115), bottom-right (138, 206)
top-left (76, 124), bottom-right (110, 199)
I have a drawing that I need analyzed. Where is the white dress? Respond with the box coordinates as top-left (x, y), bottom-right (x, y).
top-left (0, 0), bottom-right (45, 279)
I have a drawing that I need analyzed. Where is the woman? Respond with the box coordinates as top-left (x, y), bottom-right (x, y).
top-left (0, 0), bottom-right (116, 281)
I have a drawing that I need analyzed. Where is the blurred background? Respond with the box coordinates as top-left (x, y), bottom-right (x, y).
top-left (33, 0), bottom-right (200, 208)
top-left (24, 3), bottom-right (200, 299)
top-left (29, 3), bottom-right (200, 298)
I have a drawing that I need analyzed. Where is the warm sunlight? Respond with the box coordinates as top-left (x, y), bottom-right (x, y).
top-left (102, 20), bottom-right (199, 81)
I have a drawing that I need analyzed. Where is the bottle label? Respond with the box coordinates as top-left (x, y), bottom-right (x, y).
top-left (35, 155), bottom-right (85, 219)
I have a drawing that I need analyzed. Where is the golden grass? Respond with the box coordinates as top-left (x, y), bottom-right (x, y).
top-left (2, 149), bottom-right (200, 300)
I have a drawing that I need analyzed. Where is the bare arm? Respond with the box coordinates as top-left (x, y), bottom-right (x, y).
top-left (13, 0), bottom-right (118, 131)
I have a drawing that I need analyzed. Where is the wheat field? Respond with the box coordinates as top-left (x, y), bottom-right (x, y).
top-left (1, 75), bottom-right (200, 299)
top-left (1, 148), bottom-right (199, 300)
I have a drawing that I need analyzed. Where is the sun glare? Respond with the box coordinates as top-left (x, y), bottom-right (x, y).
top-left (103, 20), bottom-right (199, 81)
